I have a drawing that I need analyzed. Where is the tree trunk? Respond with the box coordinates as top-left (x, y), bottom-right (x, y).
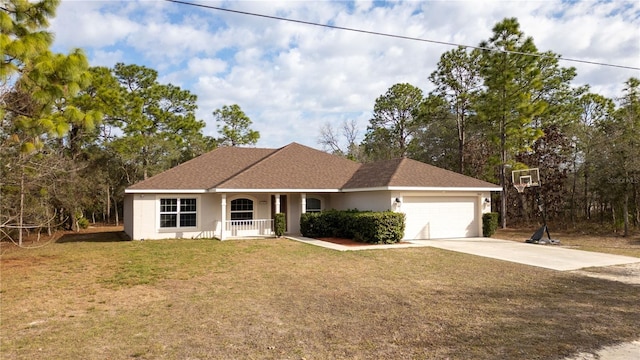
top-left (113, 196), bottom-right (119, 226)
top-left (106, 185), bottom-right (111, 224)
top-left (611, 204), bottom-right (616, 231)
top-left (584, 164), bottom-right (590, 219)
top-left (458, 112), bottom-right (465, 174)
top-left (623, 189), bottom-right (629, 237)
top-left (570, 153), bottom-right (578, 224)
top-left (45, 203), bottom-right (52, 236)
top-left (18, 166), bottom-right (25, 246)
top-left (500, 122), bottom-right (507, 229)
top-left (633, 182), bottom-right (640, 227)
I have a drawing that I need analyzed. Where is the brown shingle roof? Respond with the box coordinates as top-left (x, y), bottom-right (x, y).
top-left (343, 157), bottom-right (500, 189)
top-left (126, 143), bottom-right (500, 191)
top-left (126, 146), bottom-right (276, 190)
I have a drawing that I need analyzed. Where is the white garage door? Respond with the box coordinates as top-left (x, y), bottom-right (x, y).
top-left (403, 196), bottom-right (478, 239)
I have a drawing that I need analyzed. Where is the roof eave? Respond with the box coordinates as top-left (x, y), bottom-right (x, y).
top-left (124, 189), bottom-right (208, 194)
top-left (126, 186), bottom-right (502, 194)
top-left (210, 188), bottom-right (342, 193)
top-left (342, 186), bottom-right (502, 192)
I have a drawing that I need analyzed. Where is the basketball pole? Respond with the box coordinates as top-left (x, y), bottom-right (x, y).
top-left (534, 186), bottom-right (552, 241)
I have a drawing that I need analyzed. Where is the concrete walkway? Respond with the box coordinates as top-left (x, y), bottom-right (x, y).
top-left (286, 236), bottom-right (640, 271)
top-left (285, 236), bottom-right (428, 251)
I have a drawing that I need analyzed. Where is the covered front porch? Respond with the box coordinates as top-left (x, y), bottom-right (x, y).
top-left (215, 192), bottom-right (329, 240)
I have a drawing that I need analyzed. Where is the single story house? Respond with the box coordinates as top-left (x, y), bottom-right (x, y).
top-left (124, 142), bottom-right (500, 241)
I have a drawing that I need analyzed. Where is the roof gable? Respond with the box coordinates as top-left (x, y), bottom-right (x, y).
top-left (218, 143), bottom-right (360, 189)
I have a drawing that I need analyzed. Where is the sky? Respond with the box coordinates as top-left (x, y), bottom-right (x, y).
top-left (49, 0), bottom-right (640, 149)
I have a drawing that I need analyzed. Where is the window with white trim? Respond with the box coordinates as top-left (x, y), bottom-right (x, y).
top-left (160, 198), bottom-right (197, 228)
top-left (306, 198), bottom-right (322, 213)
top-left (230, 198), bottom-right (254, 220)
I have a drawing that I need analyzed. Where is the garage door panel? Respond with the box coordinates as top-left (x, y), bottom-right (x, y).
top-left (403, 196), bottom-right (478, 239)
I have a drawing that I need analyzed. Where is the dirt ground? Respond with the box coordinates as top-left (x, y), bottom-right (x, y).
top-left (570, 262), bottom-right (640, 285)
top-left (564, 340), bottom-right (640, 360)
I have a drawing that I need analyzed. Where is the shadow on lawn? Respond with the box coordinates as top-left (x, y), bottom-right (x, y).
top-left (454, 274), bottom-right (640, 358)
top-left (56, 230), bottom-right (130, 243)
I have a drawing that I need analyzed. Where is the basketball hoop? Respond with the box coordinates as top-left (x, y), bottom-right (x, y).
top-left (514, 183), bottom-right (527, 193)
top-left (512, 167), bottom-right (539, 194)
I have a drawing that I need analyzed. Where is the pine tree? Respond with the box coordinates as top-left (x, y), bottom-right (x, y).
top-left (213, 104), bottom-right (260, 147)
top-left (363, 83), bottom-right (424, 161)
top-left (428, 47), bottom-right (481, 173)
top-left (476, 18), bottom-right (547, 228)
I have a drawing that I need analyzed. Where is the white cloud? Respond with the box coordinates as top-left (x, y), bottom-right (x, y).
top-left (51, 1), bottom-right (140, 49)
top-left (53, 0), bottom-right (640, 149)
top-left (187, 58), bottom-right (228, 76)
top-left (90, 49), bottom-right (125, 67)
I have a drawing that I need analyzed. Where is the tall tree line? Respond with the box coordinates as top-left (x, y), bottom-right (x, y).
top-left (1, 0), bottom-right (262, 241)
top-left (325, 18), bottom-right (638, 234)
top-left (2, 3), bottom-right (636, 237)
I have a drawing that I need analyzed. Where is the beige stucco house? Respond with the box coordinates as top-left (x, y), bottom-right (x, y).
top-left (124, 143), bottom-right (500, 240)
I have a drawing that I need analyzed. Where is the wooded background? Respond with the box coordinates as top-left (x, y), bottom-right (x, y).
top-left (2, 1), bottom-right (638, 241)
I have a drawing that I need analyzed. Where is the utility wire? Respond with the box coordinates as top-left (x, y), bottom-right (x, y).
top-left (164, 0), bottom-right (639, 71)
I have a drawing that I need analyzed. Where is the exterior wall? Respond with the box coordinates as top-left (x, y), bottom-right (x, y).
top-left (128, 193), bottom-right (219, 240)
top-left (286, 193), bottom-right (300, 234)
top-left (480, 192), bottom-right (492, 214)
top-left (123, 194), bottom-right (134, 239)
top-left (130, 193), bottom-right (158, 240)
top-left (201, 194), bottom-right (221, 238)
top-left (334, 191), bottom-right (394, 212)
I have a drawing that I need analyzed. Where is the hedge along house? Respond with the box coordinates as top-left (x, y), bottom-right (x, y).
top-left (123, 143), bottom-right (501, 241)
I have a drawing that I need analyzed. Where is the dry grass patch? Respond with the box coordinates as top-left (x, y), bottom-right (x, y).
top-left (1, 229), bottom-right (639, 359)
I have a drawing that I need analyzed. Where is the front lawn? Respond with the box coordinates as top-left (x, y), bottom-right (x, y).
top-left (1, 229), bottom-right (639, 359)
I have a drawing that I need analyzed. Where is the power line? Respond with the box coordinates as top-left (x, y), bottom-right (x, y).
top-left (164, 0), bottom-right (639, 71)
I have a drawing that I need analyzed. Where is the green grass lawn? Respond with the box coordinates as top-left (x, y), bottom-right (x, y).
top-left (1, 230), bottom-right (639, 359)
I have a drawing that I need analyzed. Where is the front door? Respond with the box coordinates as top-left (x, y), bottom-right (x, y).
top-left (270, 195), bottom-right (288, 232)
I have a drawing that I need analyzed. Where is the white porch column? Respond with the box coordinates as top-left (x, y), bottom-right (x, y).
top-left (220, 194), bottom-right (227, 240)
top-left (301, 193), bottom-right (306, 214)
top-left (275, 193), bottom-right (281, 213)
top-left (477, 194), bottom-right (483, 237)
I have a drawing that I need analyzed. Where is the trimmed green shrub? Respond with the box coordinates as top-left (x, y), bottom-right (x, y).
top-left (482, 212), bottom-right (499, 237)
top-left (274, 213), bottom-right (286, 237)
top-left (352, 211), bottom-right (405, 244)
top-left (300, 212), bottom-right (327, 238)
top-left (300, 210), bottom-right (405, 244)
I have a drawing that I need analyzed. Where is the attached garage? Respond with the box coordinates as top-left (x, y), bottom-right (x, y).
top-left (403, 196), bottom-right (480, 239)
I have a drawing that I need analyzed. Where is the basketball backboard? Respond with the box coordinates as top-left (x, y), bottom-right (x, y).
top-left (511, 168), bottom-right (540, 188)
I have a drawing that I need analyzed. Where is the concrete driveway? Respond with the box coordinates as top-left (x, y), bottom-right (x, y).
top-left (287, 236), bottom-right (640, 271)
top-left (416, 238), bottom-right (640, 271)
